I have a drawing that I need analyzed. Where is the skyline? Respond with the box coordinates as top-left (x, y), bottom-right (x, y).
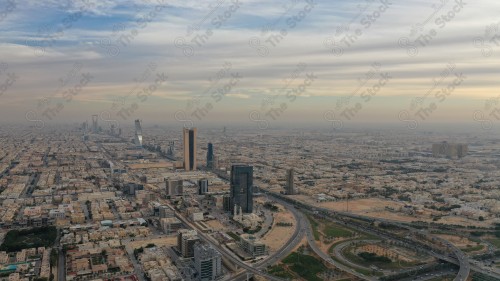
top-left (0, 0), bottom-right (499, 129)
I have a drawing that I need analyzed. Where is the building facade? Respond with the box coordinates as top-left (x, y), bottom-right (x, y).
top-left (285, 168), bottom-right (295, 195)
top-left (193, 243), bottom-right (222, 281)
top-left (198, 179), bottom-right (209, 195)
top-left (206, 143), bottom-right (214, 169)
top-left (183, 128), bottom-right (197, 171)
top-left (230, 165), bottom-right (253, 213)
top-left (166, 179), bottom-right (184, 197)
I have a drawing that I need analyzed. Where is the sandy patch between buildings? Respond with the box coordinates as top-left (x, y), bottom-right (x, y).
top-left (205, 219), bottom-right (225, 230)
top-left (260, 207), bottom-right (296, 252)
top-left (128, 236), bottom-right (177, 249)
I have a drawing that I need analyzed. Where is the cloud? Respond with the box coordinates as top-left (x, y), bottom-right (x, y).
top-left (0, 0), bottom-right (499, 125)
top-left (226, 93), bottom-right (250, 99)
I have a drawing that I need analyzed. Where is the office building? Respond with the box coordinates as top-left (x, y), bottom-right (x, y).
top-left (166, 179), bottom-right (184, 196)
top-left (239, 234), bottom-right (268, 258)
top-left (206, 143), bottom-right (214, 169)
top-left (230, 165), bottom-right (253, 213)
top-left (167, 141), bottom-right (175, 158)
top-left (134, 119), bottom-right (143, 147)
top-left (198, 179), bottom-right (209, 195)
top-left (160, 218), bottom-right (183, 235)
top-left (92, 115), bottom-right (98, 133)
top-left (177, 229), bottom-right (199, 258)
top-left (222, 195), bottom-right (231, 212)
top-left (194, 243), bottom-right (222, 281)
top-left (159, 206), bottom-right (175, 218)
top-left (183, 128), bottom-right (197, 171)
top-left (285, 168), bottom-right (295, 195)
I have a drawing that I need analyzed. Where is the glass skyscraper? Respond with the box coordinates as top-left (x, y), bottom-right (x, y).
top-left (230, 164), bottom-right (253, 213)
top-left (183, 128), bottom-right (197, 171)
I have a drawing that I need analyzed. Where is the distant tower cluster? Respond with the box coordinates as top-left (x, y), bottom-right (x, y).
top-left (134, 119), bottom-right (143, 147)
top-left (230, 164), bottom-right (254, 214)
top-left (183, 128), bottom-right (197, 171)
top-left (432, 142), bottom-right (468, 159)
top-left (285, 168), bottom-right (296, 195)
top-left (92, 115), bottom-right (99, 134)
top-left (206, 143), bottom-right (214, 169)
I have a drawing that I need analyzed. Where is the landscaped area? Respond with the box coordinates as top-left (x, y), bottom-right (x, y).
top-left (268, 251), bottom-right (327, 281)
top-left (343, 242), bottom-right (425, 271)
top-left (488, 238), bottom-right (500, 249)
top-left (306, 215), bottom-right (354, 241)
top-left (0, 226), bottom-right (57, 252)
top-left (267, 265), bottom-right (294, 279)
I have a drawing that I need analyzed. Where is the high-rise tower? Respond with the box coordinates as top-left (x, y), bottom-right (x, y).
top-left (183, 128), bottom-right (197, 171)
top-left (230, 164), bottom-right (253, 213)
top-left (207, 143), bottom-right (214, 169)
top-left (134, 119), bottom-right (143, 147)
top-left (92, 115), bottom-right (98, 134)
top-left (285, 169), bottom-right (295, 195)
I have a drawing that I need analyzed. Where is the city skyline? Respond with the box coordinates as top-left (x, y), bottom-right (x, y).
top-left (0, 1), bottom-right (500, 281)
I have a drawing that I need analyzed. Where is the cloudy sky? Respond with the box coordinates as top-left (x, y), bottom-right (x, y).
top-left (0, 0), bottom-right (499, 130)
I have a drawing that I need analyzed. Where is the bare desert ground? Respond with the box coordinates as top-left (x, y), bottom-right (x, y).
top-left (292, 196), bottom-right (491, 227)
top-left (260, 204), bottom-right (296, 252)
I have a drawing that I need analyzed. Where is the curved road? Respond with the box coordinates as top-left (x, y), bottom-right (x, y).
top-left (265, 192), bottom-right (500, 281)
top-left (170, 200), bottom-right (305, 281)
top-left (300, 210), bottom-right (377, 281)
top-left (228, 198), bottom-right (306, 280)
top-left (333, 240), bottom-right (383, 273)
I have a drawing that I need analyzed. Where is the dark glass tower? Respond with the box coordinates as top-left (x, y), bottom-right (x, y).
top-left (207, 143), bottom-right (214, 169)
top-left (230, 164), bottom-right (253, 213)
top-left (183, 128), bottom-right (197, 171)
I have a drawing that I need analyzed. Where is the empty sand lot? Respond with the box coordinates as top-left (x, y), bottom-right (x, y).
top-left (293, 196), bottom-right (491, 227)
top-left (128, 236), bottom-right (177, 249)
top-left (260, 205), bottom-right (296, 252)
